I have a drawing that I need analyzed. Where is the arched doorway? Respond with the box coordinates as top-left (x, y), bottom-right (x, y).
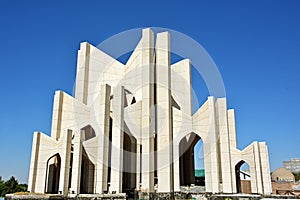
top-left (80, 125), bottom-right (96, 194)
top-left (179, 133), bottom-right (204, 186)
top-left (80, 148), bottom-right (95, 194)
top-left (122, 128), bottom-right (137, 197)
top-left (235, 161), bottom-right (251, 194)
top-left (45, 153), bottom-right (61, 194)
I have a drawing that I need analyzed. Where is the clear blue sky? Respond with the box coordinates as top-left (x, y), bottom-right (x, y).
top-left (0, 0), bottom-right (299, 183)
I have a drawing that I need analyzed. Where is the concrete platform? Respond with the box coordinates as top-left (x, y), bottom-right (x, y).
top-left (5, 193), bottom-right (126, 200)
top-left (5, 193), bottom-right (300, 200)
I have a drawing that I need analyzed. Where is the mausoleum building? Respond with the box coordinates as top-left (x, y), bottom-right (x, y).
top-left (28, 28), bottom-right (272, 196)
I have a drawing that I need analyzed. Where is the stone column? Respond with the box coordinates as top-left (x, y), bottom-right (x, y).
top-left (170, 59), bottom-right (192, 192)
top-left (94, 84), bottom-right (111, 193)
top-left (173, 143), bottom-right (180, 192)
top-left (58, 129), bottom-right (72, 195)
top-left (75, 42), bottom-right (90, 105)
top-left (110, 86), bottom-right (125, 193)
top-left (253, 142), bottom-right (263, 194)
top-left (216, 98), bottom-right (233, 193)
top-left (205, 96), bottom-right (220, 193)
top-left (70, 131), bottom-right (82, 194)
top-left (28, 132), bottom-right (41, 193)
top-left (140, 28), bottom-right (155, 193)
top-left (246, 144), bottom-right (258, 194)
top-left (259, 142), bottom-right (272, 195)
top-left (156, 31), bottom-right (174, 193)
top-left (136, 143), bottom-right (141, 190)
top-left (227, 109), bottom-right (237, 149)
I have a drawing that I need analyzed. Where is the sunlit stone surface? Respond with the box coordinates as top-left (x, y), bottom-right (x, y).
top-left (27, 28), bottom-right (272, 197)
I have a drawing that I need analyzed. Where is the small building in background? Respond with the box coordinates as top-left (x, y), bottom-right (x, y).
top-left (271, 167), bottom-right (295, 182)
top-left (195, 169), bottom-right (205, 186)
top-left (239, 170), bottom-right (251, 194)
top-left (283, 158), bottom-right (300, 173)
top-left (271, 167), bottom-right (299, 195)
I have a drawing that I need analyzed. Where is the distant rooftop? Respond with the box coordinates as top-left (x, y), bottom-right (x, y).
top-left (283, 158), bottom-right (300, 173)
top-left (291, 158), bottom-right (300, 161)
top-left (195, 169), bottom-right (205, 177)
top-left (283, 158), bottom-right (300, 163)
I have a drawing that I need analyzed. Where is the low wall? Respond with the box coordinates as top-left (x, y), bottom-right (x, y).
top-left (5, 194), bottom-right (126, 200)
top-left (5, 193), bottom-right (300, 200)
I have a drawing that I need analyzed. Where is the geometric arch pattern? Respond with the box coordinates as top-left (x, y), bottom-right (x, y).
top-left (28, 28), bottom-right (272, 196)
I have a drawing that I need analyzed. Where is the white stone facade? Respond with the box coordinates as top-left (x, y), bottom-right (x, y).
top-left (28, 28), bottom-right (272, 195)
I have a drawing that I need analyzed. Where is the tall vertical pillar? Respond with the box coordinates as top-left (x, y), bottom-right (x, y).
top-left (28, 132), bottom-right (41, 193)
top-left (173, 144), bottom-right (180, 192)
top-left (110, 86), bottom-right (125, 193)
top-left (253, 142), bottom-right (263, 194)
top-left (216, 98), bottom-right (233, 193)
top-left (94, 84), bottom-right (111, 193)
top-left (58, 129), bottom-right (72, 195)
top-left (51, 91), bottom-right (65, 141)
top-left (205, 96), bottom-right (220, 193)
top-left (171, 59), bottom-right (192, 192)
top-left (140, 28), bottom-right (155, 192)
top-left (156, 32), bottom-right (174, 193)
top-left (259, 142), bottom-right (272, 194)
top-left (227, 109), bottom-right (237, 149)
top-left (70, 132), bottom-right (82, 194)
top-left (75, 42), bottom-right (90, 105)
top-left (136, 143), bottom-right (141, 190)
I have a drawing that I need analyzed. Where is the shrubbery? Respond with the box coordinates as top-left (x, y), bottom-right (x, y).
top-left (0, 176), bottom-right (27, 197)
top-left (292, 172), bottom-right (300, 182)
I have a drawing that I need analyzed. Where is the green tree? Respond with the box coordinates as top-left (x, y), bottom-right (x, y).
top-left (16, 184), bottom-right (28, 192)
top-left (5, 176), bottom-right (18, 194)
top-left (0, 176), bottom-right (28, 197)
top-left (0, 177), bottom-right (7, 197)
top-left (293, 172), bottom-right (300, 182)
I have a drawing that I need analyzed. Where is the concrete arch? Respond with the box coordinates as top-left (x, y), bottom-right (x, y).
top-left (122, 130), bottom-right (137, 195)
top-left (45, 153), bottom-right (61, 194)
top-left (235, 160), bottom-right (252, 194)
top-left (174, 131), bottom-right (205, 191)
top-left (173, 131), bottom-right (206, 168)
top-left (80, 148), bottom-right (95, 194)
top-left (179, 132), bottom-right (202, 186)
top-left (174, 131), bottom-right (205, 147)
top-left (80, 125), bottom-right (96, 141)
top-left (231, 148), bottom-right (257, 194)
top-left (232, 158), bottom-right (254, 173)
top-left (28, 28), bottom-right (272, 196)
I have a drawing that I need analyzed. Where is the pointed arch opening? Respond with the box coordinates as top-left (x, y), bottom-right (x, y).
top-left (122, 127), bottom-right (137, 197)
top-left (45, 153), bottom-right (61, 194)
top-left (235, 160), bottom-right (251, 194)
top-left (79, 125), bottom-right (96, 194)
top-left (179, 132), bottom-right (204, 187)
top-left (81, 125), bottom-right (96, 141)
top-left (80, 148), bottom-right (95, 194)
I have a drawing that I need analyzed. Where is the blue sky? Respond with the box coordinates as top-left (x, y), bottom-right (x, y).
top-left (0, 1), bottom-right (299, 183)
